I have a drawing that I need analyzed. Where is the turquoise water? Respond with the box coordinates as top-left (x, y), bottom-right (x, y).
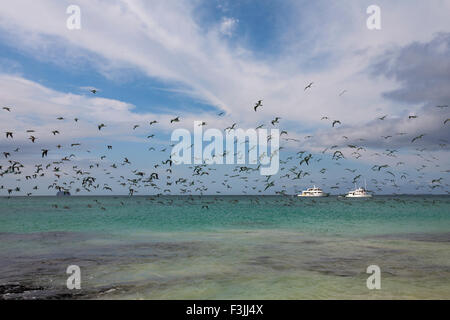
top-left (0, 196), bottom-right (449, 299)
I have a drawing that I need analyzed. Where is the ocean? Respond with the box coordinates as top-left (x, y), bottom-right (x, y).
top-left (0, 195), bottom-right (449, 299)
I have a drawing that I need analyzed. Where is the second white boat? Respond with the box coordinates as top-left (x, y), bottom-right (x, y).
top-left (298, 186), bottom-right (329, 197)
top-left (345, 181), bottom-right (372, 198)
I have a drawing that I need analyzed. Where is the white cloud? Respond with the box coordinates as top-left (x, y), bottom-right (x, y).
top-left (0, 1), bottom-right (448, 132)
top-left (219, 17), bottom-right (238, 36)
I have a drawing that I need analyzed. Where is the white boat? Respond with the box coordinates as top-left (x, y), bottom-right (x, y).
top-left (298, 186), bottom-right (329, 197)
top-left (345, 181), bottom-right (372, 198)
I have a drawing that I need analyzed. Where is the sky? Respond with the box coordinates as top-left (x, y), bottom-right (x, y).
top-left (0, 0), bottom-right (449, 196)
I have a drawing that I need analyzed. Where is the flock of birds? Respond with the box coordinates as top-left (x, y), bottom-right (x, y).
top-left (1, 85), bottom-right (449, 210)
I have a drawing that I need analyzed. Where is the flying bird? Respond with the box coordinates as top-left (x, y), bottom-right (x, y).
top-left (254, 100), bottom-right (263, 111)
top-left (411, 134), bottom-right (425, 143)
top-left (271, 117), bottom-right (281, 126)
top-left (304, 82), bottom-right (313, 91)
top-left (332, 120), bottom-right (341, 127)
top-left (225, 123), bottom-right (237, 131)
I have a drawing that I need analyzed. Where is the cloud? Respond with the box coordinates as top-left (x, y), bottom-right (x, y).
top-left (0, 0), bottom-right (420, 127)
top-left (0, 73), bottom-right (272, 145)
top-left (0, 1), bottom-right (448, 139)
top-left (308, 108), bottom-right (449, 152)
top-left (0, 74), bottom-right (166, 147)
top-left (304, 33), bottom-right (450, 152)
top-left (219, 17), bottom-right (238, 36)
top-left (372, 32), bottom-right (450, 106)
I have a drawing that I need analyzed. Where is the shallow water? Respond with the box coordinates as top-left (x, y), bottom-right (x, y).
top-left (0, 195), bottom-right (449, 299)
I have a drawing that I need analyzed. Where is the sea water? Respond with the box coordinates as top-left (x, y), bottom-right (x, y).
top-left (0, 195), bottom-right (449, 299)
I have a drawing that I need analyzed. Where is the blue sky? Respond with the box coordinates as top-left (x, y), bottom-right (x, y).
top-left (0, 0), bottom-right (449, 195)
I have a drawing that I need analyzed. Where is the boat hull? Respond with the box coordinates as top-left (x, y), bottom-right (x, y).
top-left (298, 193), bottom-right (329, 197)
top-left (345, 194), bottom-right (372, 198)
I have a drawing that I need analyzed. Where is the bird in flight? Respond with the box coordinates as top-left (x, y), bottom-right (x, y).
top-left (90, 89), bottom-right (97, 94)
top-left (271, 117), bottom-right (281, 126)
top-left (5, 132), bottom-right (13, 138)
top-left (339, 90), bottom-right (347, 96)
top-left (254, 100), bottom-right (263, 111)
top-left (411, 134), bottom-right (425, 143)
top-left (170, 117), bottom-right (180, 123)
top-left (264, 181), bottom-right (275, 191)
top-left (98, 123), bottom-right (106, 130)
top-left (304, 82), bottom-right (313, 91)
top-left (332, 120), bottom-right (341, 127)
top-left (378, 115), bottom-right (387, 120)
top-left (225, 123), bottom-right (237, 131)
top-left (149, 120), bottom-right (158, 125)
top-left (2, 106), bottom-right (12, 112)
